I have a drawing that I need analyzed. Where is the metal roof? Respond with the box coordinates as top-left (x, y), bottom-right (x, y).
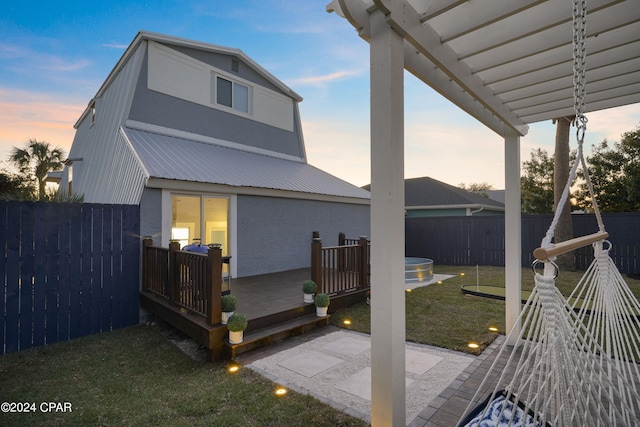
top-left (327, 0), bottom-right (640, 137)
top-left (123, 127), bottom-right (370, 201)
top-left (363, 176), bottom-right (504, 209)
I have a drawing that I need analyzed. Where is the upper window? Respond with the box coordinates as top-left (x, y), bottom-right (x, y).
top-left (214, 75), bottom-right (249, 113)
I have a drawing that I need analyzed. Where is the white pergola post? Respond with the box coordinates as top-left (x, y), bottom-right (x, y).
top-left (504, 132), bottom-right (522, 342)
top-left (369, 9), bottom-right (406, 427)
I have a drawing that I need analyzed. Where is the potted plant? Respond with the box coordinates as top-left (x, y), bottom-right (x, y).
top-left (221, 294), bottom-right (237, 324)
top-left (314, 293), bottom-right (330, 317)
top-left (302, 280), bottom-right (317, 303)
top-left (227, 313), bottom-right (248, 344)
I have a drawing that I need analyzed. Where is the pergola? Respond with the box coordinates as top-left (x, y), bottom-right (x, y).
top-left (326, 0), bottom-right (640, 425)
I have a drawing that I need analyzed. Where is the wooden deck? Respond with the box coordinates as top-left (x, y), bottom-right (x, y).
top-left (231, 268), bottom-right (312, 320)
top-left (142, 267), bottom-right (369, 360)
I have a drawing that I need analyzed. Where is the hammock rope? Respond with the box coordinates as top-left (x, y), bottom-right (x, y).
top-left (458, 1), bottom-right (640, 424)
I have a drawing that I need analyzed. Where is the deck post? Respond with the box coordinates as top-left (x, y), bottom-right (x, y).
top-left (142, 238), bottom-right (152, 292)
top-left (168, 241), bottom-right (180, 304)
top-left (311, 236), bottom-right (323, 293)
top-left (206, 246), bottom-right (223, 326)
top-left (358, 236), bottom-right (369, 289)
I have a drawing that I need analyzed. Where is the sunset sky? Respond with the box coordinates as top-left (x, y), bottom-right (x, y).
top-left (1, 0), bottom-right (639, 189)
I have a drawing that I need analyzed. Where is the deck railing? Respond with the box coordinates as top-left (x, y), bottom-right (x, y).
top-left (142, 239), bottom-right (222, 326)
top-left (311, 233), bottom-right (370, 295)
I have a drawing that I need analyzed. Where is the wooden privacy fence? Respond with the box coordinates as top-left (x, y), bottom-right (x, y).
top-left (142, 240), bottom-right (223, 326)
top-left (406, 213), bottom-right (640, 274)
top-left (311, 232), bottom-right (370, 295)
top-left (0, 201), bottom-right (140, 355)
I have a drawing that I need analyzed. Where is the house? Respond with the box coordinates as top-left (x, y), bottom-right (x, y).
top-left (59, 31), bottom-right (370, 278)
top-left (363, 176), bottom-right (504, 217)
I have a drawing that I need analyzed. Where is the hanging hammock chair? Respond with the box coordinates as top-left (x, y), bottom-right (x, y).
top-left (458, 1), bottom-right (640, 425)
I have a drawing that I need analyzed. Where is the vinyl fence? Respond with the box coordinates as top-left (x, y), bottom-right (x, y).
top-left (1, 201), bottom-right (140, 354)
top-left (406, 213), bottom-right (640, 274)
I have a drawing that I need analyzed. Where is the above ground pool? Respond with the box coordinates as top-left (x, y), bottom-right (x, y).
top-left (405, 257), bottom-right (434, 283)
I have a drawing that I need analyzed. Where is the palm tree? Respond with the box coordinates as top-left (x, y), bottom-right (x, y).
top-left (9, 139), bottom-right (66, 200)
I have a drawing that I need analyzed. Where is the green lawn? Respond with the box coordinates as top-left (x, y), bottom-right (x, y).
top-left (329, 265), bottom-right (640, 355)
top-left (0, 326), bottom-right (367, 427)
top-left (2, 264), bottom-right (638, 425)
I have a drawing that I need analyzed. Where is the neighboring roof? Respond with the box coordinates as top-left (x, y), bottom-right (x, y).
top-left (76, 31), bottom-right (303, 127)
top-left (363, 176), bottom-right (504, 210)
top-left (485, 190), bottom-right (506, 204)
top-left (328, 0), bottom-right (640, 137)
top-left (123, 127), bottom-right (370, 201)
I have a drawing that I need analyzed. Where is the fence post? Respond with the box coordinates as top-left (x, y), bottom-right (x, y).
top-left (168, 241), bottom-right (180, 304)
top-left (338, 232), bottom-right (345, 246)
top-left (358, 236), bottom-right (369, 289)
top-left (206, 246), bottom-right (223, 326)
top-left (142, 238), bottom-right (152, 292)
top-left (311, 236), bottom-right (323, 293)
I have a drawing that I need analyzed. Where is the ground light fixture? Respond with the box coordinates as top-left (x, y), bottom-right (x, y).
top-left (275, 387), bottom-right (287, 397)
top-left (468, 342), bottom-right (480, 350)
top-left (488, 326), bottom-right (499, 332)
top-left (228, 364), bottom-right (240, 374)
top-left (343, 319), bottom-right (352, 326)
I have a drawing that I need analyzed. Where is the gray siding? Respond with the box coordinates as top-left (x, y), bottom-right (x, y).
top-left (170, 44), bottom-right (281, 93)
top-left (140, 188), bottom-right (163, 245)
top-left (127, 47), bottom-right (305, 159)
top-left (236, 195), bottom-right (370, 277)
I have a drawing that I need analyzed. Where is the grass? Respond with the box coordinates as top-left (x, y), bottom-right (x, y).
top-left (3, 264), bottom-right (638, 425)
top-left (0, 325), bottom-right (367, 427)
top-left (329, 264), bottom-right (640, 355)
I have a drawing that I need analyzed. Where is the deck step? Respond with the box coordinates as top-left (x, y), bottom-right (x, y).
top-left (224, 313), bottom-right (330, 359)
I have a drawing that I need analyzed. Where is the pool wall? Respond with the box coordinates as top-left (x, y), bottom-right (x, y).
top-left (405, 257), bottom-right (434, 283)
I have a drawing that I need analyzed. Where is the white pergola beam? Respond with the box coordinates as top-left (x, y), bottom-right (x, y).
top-left (369, 8), bottom-right (406, 426)
top-left (374, 0), bottom-right (527, 136)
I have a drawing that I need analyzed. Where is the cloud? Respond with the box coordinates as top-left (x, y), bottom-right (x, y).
top-left (0, 41), bottom-right (91, 74)
top-left (0, 87), bottom-right (83, 159)
top-left (290, 69), bottom-right (363, 87)
top-left (101, 42), bottom-right (129, 49)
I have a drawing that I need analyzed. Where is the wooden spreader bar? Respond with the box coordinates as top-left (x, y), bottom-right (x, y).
top-left (533, 231), bottom-right (609, 261)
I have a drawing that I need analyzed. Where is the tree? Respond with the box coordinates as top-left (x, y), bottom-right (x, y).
top-left (9, 139), bottom-right (65, 200)
top-left (458, 182), bottom-right (494, 198)
top-left (577, 124), bottom-right (640, 212)
top-left (0, 171), bottom-right (35, 200)
top-left (520, 148), bottom-right (555, 213)
top-left (553, 116), bottom-right (575, 270)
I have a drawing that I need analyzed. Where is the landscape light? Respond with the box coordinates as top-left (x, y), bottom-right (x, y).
top-left (468, 342), bottom-right (480, 349)
top-left (275, 387), bottom-right (287, 396)
top-left (228, 365), bottom-right (240, 373)
top-left (488, 326), bottom-right (499, 332)
top-left (343, 319), bottom-right (352, 326)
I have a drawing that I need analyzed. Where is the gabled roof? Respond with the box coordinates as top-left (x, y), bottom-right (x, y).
top-left (123, 126), bottom-right (370, 202)
top-left (363, 176), bottom-right (504, 209)
top-left (76, 31), bottom-right (303, 127)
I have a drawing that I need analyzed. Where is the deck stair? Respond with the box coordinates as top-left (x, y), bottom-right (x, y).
top-left (224, 313), bottom-right (329, 359)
